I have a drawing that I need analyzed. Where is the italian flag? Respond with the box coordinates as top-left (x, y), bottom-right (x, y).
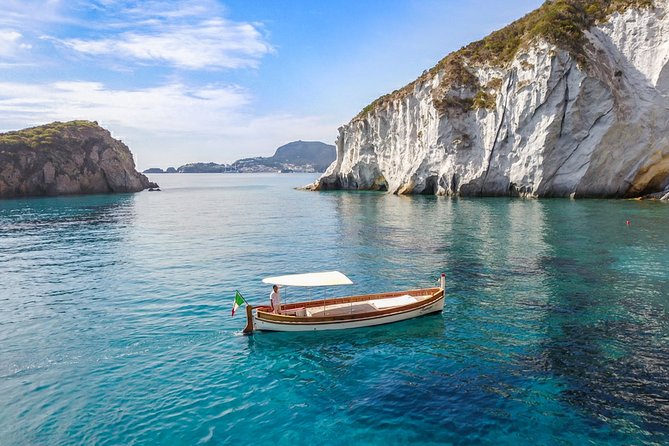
top-left (231, 290), bottom-right (246, 316)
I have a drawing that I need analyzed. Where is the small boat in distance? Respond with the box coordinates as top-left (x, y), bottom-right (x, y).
top-left (240, 271), bottom-right (445, 333)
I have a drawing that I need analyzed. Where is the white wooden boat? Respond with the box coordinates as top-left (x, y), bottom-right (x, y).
top-left (241, 271), bottom-right (445, 333)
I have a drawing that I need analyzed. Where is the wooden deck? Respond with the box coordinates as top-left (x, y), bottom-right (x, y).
top-left (259, 290), bottom-right (439, 321)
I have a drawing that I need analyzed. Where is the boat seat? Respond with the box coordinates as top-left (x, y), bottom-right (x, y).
top-left (370, 295), bottom-right (417, 310)
top-left (306, 302), bottom-right (377, 318)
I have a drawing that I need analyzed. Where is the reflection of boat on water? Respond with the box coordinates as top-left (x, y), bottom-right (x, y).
top-left (240, 271), bottom-right (445, 333)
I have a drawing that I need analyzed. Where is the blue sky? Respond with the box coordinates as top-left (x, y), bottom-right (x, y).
top-left (0, 0), bottom-right (543, 169)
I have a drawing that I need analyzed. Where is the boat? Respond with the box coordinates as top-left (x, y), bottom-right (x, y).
top-left (240, 271), bottom-right (445, 333)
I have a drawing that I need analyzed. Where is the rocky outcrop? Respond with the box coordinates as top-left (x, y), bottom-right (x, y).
top-left (0, 120), bottom-right (157, 198)
top-left (314, 0), bottom-right (669, 198)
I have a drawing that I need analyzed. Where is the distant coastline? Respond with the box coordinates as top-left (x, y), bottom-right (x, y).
top-left (144, 140), bottom-right (335, 174)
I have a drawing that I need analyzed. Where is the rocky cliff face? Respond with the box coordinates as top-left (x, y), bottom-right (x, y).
top-left (315, 0), bottom-right (669, 198)
top-left (0, 121), bottom-right (157, 198)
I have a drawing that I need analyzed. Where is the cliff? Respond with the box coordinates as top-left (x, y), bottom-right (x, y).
top-left (0, 120), bottom-right (157, 198)
top-left (314, 0), bottom-right (669, 198)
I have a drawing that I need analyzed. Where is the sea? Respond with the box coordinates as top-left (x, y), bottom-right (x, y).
top-left (1, 173), bottom-right (668, 445)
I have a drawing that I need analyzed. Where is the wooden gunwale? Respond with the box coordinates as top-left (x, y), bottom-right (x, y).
top-left (273, 287), bottom-right (440, 310)
top-left (256, 288), bottom-right (443, 324)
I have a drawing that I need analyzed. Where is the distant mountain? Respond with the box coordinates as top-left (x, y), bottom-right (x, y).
top-left (270, 141), bottom-right (336, 169)
top-left (163, 140), bottom-right (336, 173)
top-left (233, 140), bottom-right (335, 173)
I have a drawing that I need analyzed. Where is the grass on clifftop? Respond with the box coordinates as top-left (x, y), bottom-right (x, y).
top-left (0, 120), bottom-right (100, 148)
top-left (461, 0), bottom-right (653, 66)
top-left (355, 0), bottom-right (654, 120)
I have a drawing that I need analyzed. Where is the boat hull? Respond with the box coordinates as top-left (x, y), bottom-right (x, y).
top-left (252, 289), bottom-right (444, 332)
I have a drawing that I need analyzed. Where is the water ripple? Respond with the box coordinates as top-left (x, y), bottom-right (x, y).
top-left (1, 176), bottom-right (668, 445)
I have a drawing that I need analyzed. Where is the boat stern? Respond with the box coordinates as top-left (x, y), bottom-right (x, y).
top-left (242, 305), bottom-right (255, 334)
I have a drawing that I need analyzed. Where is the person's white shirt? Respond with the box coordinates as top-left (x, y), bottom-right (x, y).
top-left (270, 288), bottom-right (281, 314)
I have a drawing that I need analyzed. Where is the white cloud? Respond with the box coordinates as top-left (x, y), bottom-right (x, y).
top-left (1, 1), bottom-right (70, 29)
top-left (118, 1), bottom-right (211, 20)
top-left (0, 81), bottom-right (337, 168)
top-left (0, 29), bottom-right (32, 57)
top-left (60, 18), bottom-right (272, 69)
top-left (30, 1), bottom-right (275, 70)
top-left (0, 2), bottom-right (336, 168)
top-left (1, 1), bottom-right (273, 70)
top-left (0, 81), bottom-right (249, 132)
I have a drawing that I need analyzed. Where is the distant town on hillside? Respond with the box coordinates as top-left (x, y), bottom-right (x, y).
top-left (144, 140), bottom-right (335, 174)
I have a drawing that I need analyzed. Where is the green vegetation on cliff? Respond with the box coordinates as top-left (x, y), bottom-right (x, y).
top-left (460, 0), bottom-right (653, 67)
top-left (0, 120), bottom-right (99, 148)
top-left (355, 0), bottom-right (654, 120)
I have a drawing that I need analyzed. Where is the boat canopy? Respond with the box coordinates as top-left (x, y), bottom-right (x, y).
top-left (262, 271), bottom-right (353, 287)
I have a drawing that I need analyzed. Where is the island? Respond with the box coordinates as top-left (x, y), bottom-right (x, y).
top-left (0, 120), bottom-right (157, 199)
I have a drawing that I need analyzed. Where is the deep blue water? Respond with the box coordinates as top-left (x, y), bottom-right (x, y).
top-left (1, 173), bottom-right (668, 445)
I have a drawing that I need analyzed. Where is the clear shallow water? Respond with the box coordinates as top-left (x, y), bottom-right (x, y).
top-left (1, 173), bottom-right (668, 445)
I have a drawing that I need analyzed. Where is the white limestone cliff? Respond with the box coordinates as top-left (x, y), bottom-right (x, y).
top-left (315, 3), bottom-right (669, 198)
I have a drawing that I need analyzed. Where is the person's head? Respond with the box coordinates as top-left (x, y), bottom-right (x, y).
top-left (273, 285), bottom-right (278, 292)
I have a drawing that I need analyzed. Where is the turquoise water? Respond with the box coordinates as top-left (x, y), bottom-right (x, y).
top-left (1, 173), bottom-right (668, 445)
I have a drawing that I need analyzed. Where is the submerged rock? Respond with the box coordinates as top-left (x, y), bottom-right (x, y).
top-left (314, 0), bottom-right (669, 198)
top-left (0, 120), bottom-right (157, 199)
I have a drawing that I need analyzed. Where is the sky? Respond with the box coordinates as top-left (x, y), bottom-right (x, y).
top-left (0, 0), bottom-right (544, 169)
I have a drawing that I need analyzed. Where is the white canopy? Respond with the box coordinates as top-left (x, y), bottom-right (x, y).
top-left (262, 271), bottom-right (353, 287)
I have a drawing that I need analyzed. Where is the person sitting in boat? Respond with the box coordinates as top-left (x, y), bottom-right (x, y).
top-left (270, 285), bottom-right (281, 314)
